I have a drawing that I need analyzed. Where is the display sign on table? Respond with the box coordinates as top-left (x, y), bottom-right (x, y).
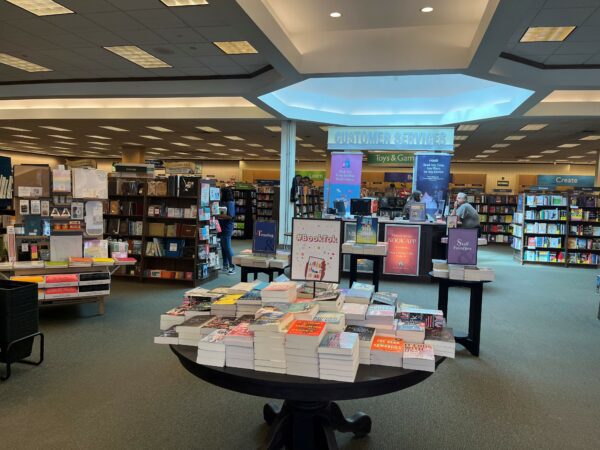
top-left (383, 225), bottom-right (420, 276)
top-left (343, 222), bottom-right (374, 273)
top-left (356, 216), bottom-right (378, 244)
top-left (291, 218), bottom-right (342, 283)
top-left (409, 203), bottom-right (426, 222)
top-left (447, 228), bottom-right (478, 265)
top-left (328, 152), bottom-right (363, 211)
top-left (412, 153), bottom-right (451, 216)
top-left (252, 221), bottom-right (278, 254)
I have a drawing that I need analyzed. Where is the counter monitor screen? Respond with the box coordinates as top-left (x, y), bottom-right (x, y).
top-left (350, 198), bottom-right (371, 216)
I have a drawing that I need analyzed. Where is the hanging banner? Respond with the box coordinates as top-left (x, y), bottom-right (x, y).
top-left (413, 153), bottom-right (452, 216)
top-left (296, 170), bottom-right (326, 181)
top-left (383, 225), bottom-right (420, 276)
top-left (328, 152), bottom-right (363, 211)
top-left (447, 228), bottom-right (478, 265)
top-left (291, 218), bottom-right (342, 283)
top-left (328, 127), bottom-right (454, 151)
top-left (252, 221), bottom-right (278, 254)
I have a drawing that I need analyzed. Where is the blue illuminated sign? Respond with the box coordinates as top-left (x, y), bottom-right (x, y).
top-left (537, 175), bottom-right (594, 188)
top-left (327, 127), bottom-right (454, 151)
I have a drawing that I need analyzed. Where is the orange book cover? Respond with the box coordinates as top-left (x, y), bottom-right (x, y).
top-left (286, 320), bottom-right (326, 337)
top-left (371, 336), bottom-right (405, 353)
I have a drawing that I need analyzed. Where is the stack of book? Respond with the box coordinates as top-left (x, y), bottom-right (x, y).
top-left (314, 311), bottom-right (346, 332)
top-left (396, 306), bottom-right (445, 330)
top-left (224, 323), bottom-right (254, 369)
top-left (250, 311), bottom-right (294, 374)
top-left (210, 294), bottom-right (240, 316)
top-left (371, 291), bottom-right (398, 307)
top-left (200, 317), bottom-right (242, 336)
top-left (176, 316), bottom-right (215, 346)
top-left (432, 259), bottom-right (449, 278)
top-left (341, 302), bottom-right (368, 321)
top-left (345, 325), bottom-right (375, 365)
top-left (183, 302), bottom-right (212, 319)
top-left (370, 336), bottom-right (405, 367)
top-left (314, 290), bottom-right (343, 312)
top-left (395, 321), bottom-right (426, 343)
top-left (344, 282), bottom-right (374, 304)
top-left (424, 327), bottom-right (455, 358)
top-left (160, 306), bottom-right (188, 330)
top-left (236, 290), bottom-right (263, 317)
top-left (403, 343), bottom-right (435, 372)
top-left (285, 320), bottom-right (327, 378)
top-left (463, 267), bottom-right (495, 281)
top-left (365, 304), bottom-right (396, 332)
top-left (261, 281), bottom-right (298, 304)
top-left (196, 329), bottom-right (228, 367)
top-left (285, 302), bottom-right (320, 321)
top-left (318, 332), bottom-right (360, 382)
top-left (154, 326), bottom-right (179, 345)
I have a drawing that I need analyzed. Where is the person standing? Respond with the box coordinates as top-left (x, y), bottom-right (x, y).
top-left (403, 190), bottom-right (422, 217)
top-left (453, 192), bottom-right (480, 230)
top-left (217, 187), bottom-right (236, 275)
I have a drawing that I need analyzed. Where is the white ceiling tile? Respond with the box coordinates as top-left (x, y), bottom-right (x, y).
top-left (128, 9), bottom-right (187, 29)
top-left (115, 29), bottom-right (168, 45)
top-left (154, 28), bottom-right (207, 44)
top-left (60, 0), bottom-right (118, 13)
top-left (176, 42), bottom-right (223, 57)
top-left (106, 0), bottom-right (165, 10)
top-left (533, 8), bottom-right (596, 27)
top-left (545, 54), bottom-right (592, 65)
top-left (84, 11), bottom-right (146, 32)
top-left (196, 26), bottom-right (246, 42)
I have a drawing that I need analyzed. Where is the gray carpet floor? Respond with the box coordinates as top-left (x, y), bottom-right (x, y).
top-left (1, 242), bottom-right (599, 450)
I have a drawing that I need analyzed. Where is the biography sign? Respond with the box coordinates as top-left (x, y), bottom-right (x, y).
top-left (291, 218), bottom-right (342, 283)
top-left (252, 221), bottom-right (277, 254)
top-left (447, 228), bottom-right (478, 265)
top-left (383, 225), bottom-right (420, 276)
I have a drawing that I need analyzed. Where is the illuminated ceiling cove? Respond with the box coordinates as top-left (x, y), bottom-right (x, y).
top-left (259, 74), bottom-right (534, 126)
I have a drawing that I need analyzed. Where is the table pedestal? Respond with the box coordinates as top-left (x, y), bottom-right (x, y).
top-left (264, 400), bottom-right (371, 450)
top-left (347, 254), bottom-right (383, 291)
top-left (240, 266), bottom-right (285, 283)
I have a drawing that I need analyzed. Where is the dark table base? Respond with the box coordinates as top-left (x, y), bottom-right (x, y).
top-left (347, 254), bottom-right (383, 292)
top-left (264, 400), bottom-right (371, 450)
top-left (240, 266), bottom-right (285, 283)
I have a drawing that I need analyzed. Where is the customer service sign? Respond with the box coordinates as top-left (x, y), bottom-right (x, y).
top-left (327, 127), bottom-right (454, 152)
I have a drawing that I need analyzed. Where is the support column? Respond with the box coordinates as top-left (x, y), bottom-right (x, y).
top-left (279, 120), bottom-right (296, 245)
top-left (121, 144), bottom-right (145, 163)
top-left (595, 152), bottom-right (600, 187)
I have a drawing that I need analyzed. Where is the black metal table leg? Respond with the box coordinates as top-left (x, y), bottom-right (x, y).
top-left (241, 267), bottom-right (249, 282)
top-left (437, 279), bottom-right (449, 317)
top-left (372, 256), bottom-right (381, 292)
top-left (349, 255), bottom-right (358, 287)
top-left (1, 332), bottom-right (44, 382)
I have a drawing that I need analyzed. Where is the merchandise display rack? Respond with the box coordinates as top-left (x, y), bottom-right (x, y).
top-left (294, 186), bottom-right (324, 218)
top-left (256, 182), bottom-right (279, 221)
top-left (511, 190), bottom-right (600, 267)
top-left (232, 187), bottom-right (256, 239)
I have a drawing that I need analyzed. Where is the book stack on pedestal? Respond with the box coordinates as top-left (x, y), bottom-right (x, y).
top-left (183, 302), bottom-right (212, 319)
top-left (160, 307), bottom-right (188, 330)
top-left (370, 336), bottom-right (405, 367)
top-left (341, 302), bottom-right (368, 322)
top-left (365, 304), bottom-right (396, 334)
top-left (464, 267), bottom-right (495, 282)
top-left (314, 290), bottom-right (343, 312)
top-left (210, 294), bottom-right (241, 317)
top-left (154, 326), bottom-right (179, 345)
top-left (432, 259), bottom-right (449, 278)
top-left (236, 290), bottom-right (263, 317)
top-left (395, 320), bottom-right (425, 343)
top-left (371, 292), bottom-right (398, 307)
top-left (176, 316), bottom-right (216, 346)
top-left (184, 287), bottom-right (222, 304)
top-left (403, 343), bottom-right (435, 372)
top-left (224, 322), bottom-right (254, 369)
top-left (285, 302), bottom-right (320, 321)
top-left (396, 307), bottom-right (445, 330)
top-left (261, 281), bottom-right (298, 304)
top-left (345, 325), bottom-right (375, 365)
top-left (250, 311), bottom-right (294, 374)
top-left (285, 320), bottom-right (327, 378)
top-left (196, 329), bottom-right (228, 367)
top-left (343, 282), bottom-right (374, 304)
top-left (318, 332), bottom-right (360, 382)
top-left (448, 264), bottom-right (467, 280)
top-left (314, 311), bottom-right (346, 332)
top-left (424, 327), bottom-right (456, 358)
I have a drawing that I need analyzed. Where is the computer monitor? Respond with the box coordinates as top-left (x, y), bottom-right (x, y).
top-left (350, 198), bottom-right (372, 216)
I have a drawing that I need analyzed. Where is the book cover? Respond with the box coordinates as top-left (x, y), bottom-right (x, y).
top-left (366, 304), bottom-right (395, 318)
top-left (318, 332), bottom-right (358, 353)
top-left (227, 322), bottom-right (253, 338)
top-left (286, 320), bottom-right (326, 337)
top-left (314, 312), bottom-right (344, 324)
top-left (201, 329), bottom-right (228, 344)
top-left (213, 294), bottom-right (242, 305)
top-left (356, 216), bottom-right (378, 245)
top-left (344, 325), bottom-right (376, 342)
top-left (263, 281), bottom-right (296, 292)
top-left (371, 292), bottom-right (398, 306)
top-left (409, 203), bottom-right (426, 222)
top-left (403, 343), bottom-right (435, 360)
top-left (371, 336), bottom-right (405, 352)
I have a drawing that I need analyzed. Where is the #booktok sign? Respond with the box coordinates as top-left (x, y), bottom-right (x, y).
top-left (253, 220), bottom-right (277, 254)
top-left (447, 228), bottom-right (478, 265)
top-left (384, 225), bottom-right (420, 276)
top-left (291, 218), bottom-right (342, 283)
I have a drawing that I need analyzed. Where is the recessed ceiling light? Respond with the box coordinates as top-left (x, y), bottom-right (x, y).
top-left (454, 144), bottom-right (461, 148)
top-left (586, 151), bottom-right (597, 154)
top-left (124, 142), bottom-right (143, 146)
top-left (504, 135), bottom-right (526, 141)
top-left (454, 135), bottom-right (469, 141)
top-left (197, 149), bottom-right (211, 153)
top-left (140, 135), bottom-right (162, 140)
top-left (579, 135), bottom-right (600, 141)
top-left (196, 126), bottom-right (220, 133)
top-left (230, 149), bottom-right (243, 152)
top-left (215, 152), bottom-right (228, 156)
top-left (213, 41), bottom-right (258, 55)
top-left (300, 143), bottom-right (315, 148)
top-left (89, 141), bottom-right (110, 146)
top-left (520, 26), bottom-right (576, 43)
top-left (526, 155), bottom-right (542, 158)
top-left (248, 153), bottom-right (259, 157)
top-left (541, 150), bottom-right (559, 154)
top-left (420, 6), bottom-right (434, 13)
top-left (55, 141), bottom-right (76, 145)
top-left (295, 137), bottom-right (303, 141)
top-left (160, 0), bottom-right (209, 6)
top-left (0, 52), bottom-right (52, 72)
top-left (6, 0), bottom-right (73, 16)
top-left (48, 134), bottom-right (74, 140)
top-left (39, 126), bottom-right (70, 132)
top-left (224, 135), bottom-right (244, 141)
top-left (265, 126), bottom-right (281, 132)
top-left (99, 126), bottom-right (128, 132)
top-left (558, 143), bottom-right (579, 148)
top-left (457, 124), bottom-right (478, 131)
top-left (492, 143), bottom-right (510, 148)
top-left (319, 126), bottom-right (329, 132)
top-left (50, 146), bottom-right (68, 150)
top-left (181, 136), bottom-right (203, 141)
top-left (104, 46), bottom-right (171, 69)
top-left (482, 150), bottom-right (498, 154)
top-left (86, 135), bottom-right (111, 140)
top-left (520, 124), bottom-right (548, 131)
top-left (146, 126), bottom-right (173, 133)
top-left (146, 151), bottom-right (161, 155)
top-left (247, 143), bottom-right (263, 148)
top-left (89, 146), bottom-right (109, 150)
top-left (12, 135), bottom-right (38, 139)
top-left (568, 155), bottom-right (584, 159)
top-left (312, 149), bottom-right (325, 153)
top-left (1, 126), bottom-right (30, 132)
top-left (264, 149), bottom-right (277, 153)
top-left (330, 11), bottom-right (342, 18)
top-left (172, 142), bottom-right (190, 147)
top-left (475, 155), bottom-right (488, 158)
top-left (175, 151), bottom-right (191, 155)
top-left (152, 148), bottom-right (169, 152)
top-left (208, 143), bottom-right (225, 147)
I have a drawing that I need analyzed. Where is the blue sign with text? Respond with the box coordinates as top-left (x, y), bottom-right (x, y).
top-left (253, 221), bottom-right (278, 254)
top-left (327, 127), bottom-right (454, 151)
top-left (537, 175), bottom-right (594, 188)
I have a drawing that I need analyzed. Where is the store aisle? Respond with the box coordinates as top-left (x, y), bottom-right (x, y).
top-left (0, 244), bottom-right (599, 450)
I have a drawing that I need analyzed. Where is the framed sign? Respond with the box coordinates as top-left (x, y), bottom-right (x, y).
top-left (447, 228), bottom-right (478, 265)
top-left (291, 218), bottom-right (342, 283)
top-left (343, 222), bottom-right (374, 274)
top-left (383, 224), bottom-right (420, 276)
top-left (409, 203), bottom-right (426, 222)
top-left (252, 220), bottom-right (278, 254)
top-left (356, 216), bottom-right (378, 244)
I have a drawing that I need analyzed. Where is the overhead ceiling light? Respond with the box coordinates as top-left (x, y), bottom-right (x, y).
top-left (312, 149), bottom-right (325, 153)
top-left (172, 142), bottom-right (190, 147)
top-left (558, 143), bottom-right (579, 148)
top-left (175, 152), bottom-right (191, 155)
top-left (265, 126), bottom-right (281, 132)
top-left (181, 136), bottom-right (203, 141)
top-left (454, 135), bottom-right (468, 141)
top-left (224, 135), bottom-right (244, 141)
top-left (86, 135), bottom-right (111, 140)
top-left (457, 124), bottom-right (479, 131)
top-left (319, 126), bottom-right (329, 132)
top-left (520, 26), bottom-right (576, 43)
top-left (55, 141), bottom-right (76, 145)
top-left (104, 46), bottom-right (171, 69)
top-left (492, 143), bottom-right (510, 148)
top-left (568, 155), bottom-right (584, 159)
top-left (0, 53), bottom-right (51, 72)
top-left (526, 155), bottom-right (542, 158)
top-left (520, 124), bottom-right (548, 131)
top-left (247, 143), bottom-right (263, 147)
top-left (1, 126), bottom-right (30, 131)
top-left (541, 150), bottom-right (559, 154)
top-left (50, 146), bottom-right (68, 150)
top-left (124, 142), bottom-right (143, 146)
top-left (152, 148), bottom-right (169, 152)
top-left (160, 0), bottom-right (209, 6)
top-left (454, 144), bottom-right (461, 148)
top-left (89, 146), bottom-right (109, 150)
top-left (504, 135), bottom-right (526, 141)
top-left (300, 143), bottom-right (315, 148)
top-left (579, 135), bottom-right (600, 141)
top-left (48, 134), bottom-right (74, 140)
top-left (213, 41), bottom-right (258, 55)
top-left (586, 151), bottom-right (597, 154)
top-left (99, 126), bottom-right (128, 132)
top-left (475, 155), bottom-right (488, 158)
top-left (196, 126), bottom-right (220, 133)
top-left (89, 141), bottom-right (110, 146)
top-left (12, 134), bottom-right (38, 139)
top-left (264, 149), bottom-right (277, 153)
top-left (140, 135), bottom-right (162, 140)
top-left (146, 126), bottom-right (173, 133)
top-left (215, 152), bottom-right (228, 156)
top-left (208, 143), bottom-right (225, 147)
top-left (196, 149), bottom-right (211, 153)
top-left (39, 126), bottom-right (70, 132)
top-left (146, 151), bottom-right (161, 155)
top-left (6, 0), bottom-right (73, 16)
top-left (482, 150), bottom-right (498, 154)
top-left (295, 137), bottom-right (303, 141)
top-left (420, 6), bottom-right (434, 13)
top-left (248, 153), bottom-right (259, 157)
top-left (330, 12), bottom-right (342, 18)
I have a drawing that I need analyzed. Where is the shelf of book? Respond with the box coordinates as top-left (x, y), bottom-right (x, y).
top-left (294, 186), bottom-right (323, 219)
top-left (256, 183), bottom-right (279, 221)
top-left (232, 187), bottom-right (256, 239)
top-left (512, 190), bottom-right (600, 267)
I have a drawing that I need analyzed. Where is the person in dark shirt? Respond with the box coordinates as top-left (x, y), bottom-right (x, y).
top-left (217, 187), bottom-right (236, 275)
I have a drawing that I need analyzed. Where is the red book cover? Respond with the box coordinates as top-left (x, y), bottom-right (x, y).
top-left (45, 287), bottom-right (78, 295)
top-left (45, 274), bottom-right (79, 284)
top-left (286, 320), bottom-right (326, 337)
top-left (227, 322), bottom-right (254, 337)
top-left (371, 336), bottom-right (405, 353)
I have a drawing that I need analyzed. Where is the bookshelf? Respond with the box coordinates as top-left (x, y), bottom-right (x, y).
top-left (294, 185), bottom-right (323, 218)
top-left (256, 182), bottom-right (279, 221)
top-left (566, 191), bottom-right (600, 267)
top-left (232, 187), bottom-right (256, 239)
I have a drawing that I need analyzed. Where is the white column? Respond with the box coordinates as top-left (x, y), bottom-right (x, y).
top-left (279, 120), bottom-right (296, 245)
top-left (595, 152), bottom-right (600, 187)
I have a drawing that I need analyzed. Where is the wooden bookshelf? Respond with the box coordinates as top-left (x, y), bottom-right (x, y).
top-left (232, 187), bottom-right (256, 239)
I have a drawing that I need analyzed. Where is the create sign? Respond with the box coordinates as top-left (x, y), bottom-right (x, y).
top-left (291, 218), bottom-right (342, 283)
top-left (368, 153), bottom-right (415, 165)
top-left (383, 225), bottom-right (420, 276)
top-left (328, 127), bottom-right (455, 151)
top-left (537, 175), bottom-right (594, 188)
top-left (447, 228), bottom-right (478, 265)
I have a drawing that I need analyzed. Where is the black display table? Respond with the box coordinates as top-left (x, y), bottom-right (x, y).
top-left (429, 273), bottom-right (491, 357)
top-left (344, 253), bottom-right (384, 291)
top-left (171, 345), bottom-right (444, 450)
top-left (240, 266), bottom-right (286, 283)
